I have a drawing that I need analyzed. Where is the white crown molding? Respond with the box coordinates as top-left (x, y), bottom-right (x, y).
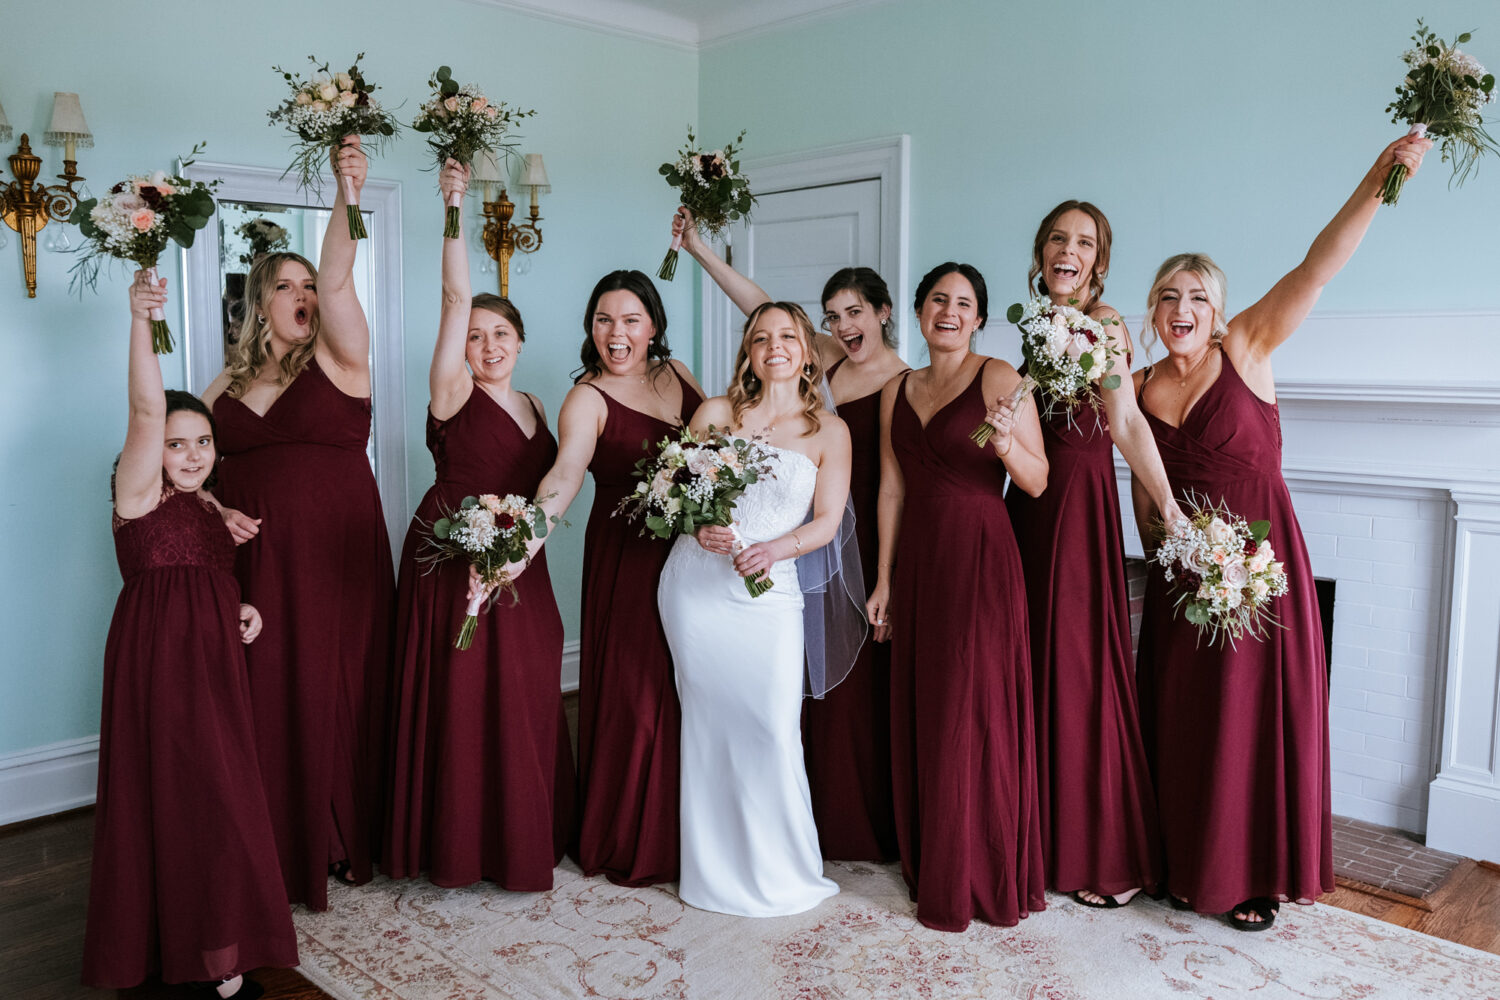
top-left (699, 0), bottom-right (897, 47)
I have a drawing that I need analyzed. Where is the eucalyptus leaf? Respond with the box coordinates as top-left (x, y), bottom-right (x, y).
top-left (1249, 519), bottom-right (1271, 544)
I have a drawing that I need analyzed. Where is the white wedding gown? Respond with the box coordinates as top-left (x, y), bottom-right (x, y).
top-left (658, 446), bottom-right (839, 917)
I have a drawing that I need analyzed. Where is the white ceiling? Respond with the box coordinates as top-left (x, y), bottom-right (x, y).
top-left (474, 0), bottom-right (893, 49)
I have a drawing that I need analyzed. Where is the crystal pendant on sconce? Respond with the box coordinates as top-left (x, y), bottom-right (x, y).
top-left (0, 228), bottom-right (8, 251)
top-left (514, 254), bottom-right (533, 277)
top-left (44, 224), bottom-right (75, 253)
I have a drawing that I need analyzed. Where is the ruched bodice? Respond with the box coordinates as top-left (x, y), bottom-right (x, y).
top-left (427, 388), bottom-right (555, 494)
top-left (891, 371), bottom-right (1011, 500)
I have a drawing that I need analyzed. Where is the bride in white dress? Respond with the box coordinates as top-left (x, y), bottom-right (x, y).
top-left (658, 301), bottom-right (854, 917)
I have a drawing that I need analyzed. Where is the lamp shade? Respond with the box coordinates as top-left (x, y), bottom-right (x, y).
top-left (0, 98), bottom-right (11, 143)
top-left (519, 154), bottom-right (550, 195)
top-left (43, 92), bottom-right (92, 148)
top-left (471, 148), bottom-right (503, 185)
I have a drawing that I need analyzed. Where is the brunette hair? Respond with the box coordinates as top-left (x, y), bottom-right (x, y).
top-left (575, 270), bottom-right (673, 382)
top-left (821, 267), bottom-right (897, 348)
top-left (471, 293), bottom-right (525, 341)
top-left (1141, 252), bottom-right (1230, 359)
top-left (727, 302), bottom-right (825, 436)
top-left (1028, 200), bottom-right (1113, 314)
top-left (164, 389), bottom-right (218, 489)
top-left (224, 251), bottom-right (319, 399)
top-left (913, 262), bottom-right (988, 329)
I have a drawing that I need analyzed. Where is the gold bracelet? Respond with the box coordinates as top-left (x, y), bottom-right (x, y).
top-left (791, 531), bottom-right (802, 551)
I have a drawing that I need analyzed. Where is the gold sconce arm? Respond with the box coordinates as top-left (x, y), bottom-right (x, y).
top-left (479, 189), bottom-right (544, 299)
top-left (2, 133), bottom-right (86, 298)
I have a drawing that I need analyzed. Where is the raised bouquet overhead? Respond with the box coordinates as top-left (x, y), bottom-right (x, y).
top-left (1383, 19), bottom-right (1497, 205)
top-left (68, 144), bottom-right (217, 354)
top-left (267, 53), bottom-right (399, 239)
top-left (235, 217), bottom-right (290, 266)
top-left (417, 493), bottom-right (560, 650)
top-left (412, 66), bottom-right (535, 238)
top-left (617, 427), bottom-right (778, 596)
top-left (656, 128), bottom-right (754, 280)
top-left (970, 295), bottom-right (1124, 447)
top-left (1151, 493), bottom-right (1289, 649)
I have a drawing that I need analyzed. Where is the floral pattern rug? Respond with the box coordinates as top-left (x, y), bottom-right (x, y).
top-left (291, 859), bottom-right (1500, 999)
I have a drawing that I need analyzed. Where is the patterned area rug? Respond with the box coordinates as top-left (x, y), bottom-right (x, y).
top-left (291, 859), bottom-right (1500, 999)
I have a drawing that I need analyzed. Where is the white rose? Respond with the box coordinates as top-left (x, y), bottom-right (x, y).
top-left (1221, 560), bottom-right (1250, 590)
top-left (319, 82), bottom-right (340, 102)
top-left (335, 72), bottom-right (354, 91)
top-left (686, 449), bottom-right (719, 476)
top-left (1206, 518), bottom-right (1236, 547)
top-left (661, 442), bottom-right (683, 460)
top-left (338, 91), bottom-right (358, 107)
top-left (295, 90), bottom-right (313, 106)
top-left (1247, 541), bottom-right (1273, 573)
top-left (665, 496), bottom-right (682, 515)
top-left (1250, 579), bottom-right (1270, 602)
top-left (311, 100), bottom-right (328, 112)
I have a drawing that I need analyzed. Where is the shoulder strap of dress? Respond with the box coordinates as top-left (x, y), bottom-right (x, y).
top-left (827, 356), bottom-right (847, 378)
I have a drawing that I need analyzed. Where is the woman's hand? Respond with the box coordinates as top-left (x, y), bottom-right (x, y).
top-left (984, 400), bottom-right (1017, 459)
top-left (865, 582), bottom-right (892, 643)
top-left (1372, 132), bottom-right (1433, 187)
top-left (1161, 496), bottom-right (1187, 530)
top-left (733, 540), bottom-right (778, 584)
top-left (220, 506), bottom-right (262, 545)
top-left (439, 157), bottom-right (469, 202)
top-left (673, 205), bottom-right (706, 255)
top-left (129, 269), bottom-right (167, 320)
top-left (239, 604), bottom-right (263, 644)
top-left (694, 523), bottom-right (735, 555)
top-left (332, 135), bottom-right (368, 197)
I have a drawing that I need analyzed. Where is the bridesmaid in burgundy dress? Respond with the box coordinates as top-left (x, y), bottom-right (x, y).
top-left (521, 270), bottom-right (704, 886)
top-left (382, 162), bottom-right (574, 889)
top-left (1132, 135), bottom-right (1430, 930)
top-left (677, 210), bottom-right (906, 861)
top-left (866, 263), bottom-right (1048, 931)
top-left (203, 138), bottom-right (394, 911)
top-left (1003, 202), bottom-right (1182, 909)
top-left (84, 273), bottom-right (295, 998)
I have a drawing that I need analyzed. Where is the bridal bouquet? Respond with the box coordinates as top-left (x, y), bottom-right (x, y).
top-left (412, 66), bottom-right (535, 238)
top-left (418, 493), bottom-right (558, 650)
top-left (656, 128), bottom-right (754, 280)
top-left (1382, 19), bottom-right (1497, 205)
top-left (617, 427), bottom-right (778, 596)
top-left (67, 145), bottom-right (217, 354)
top-left (235, 217), bottom-right (290, 266)
top-left (268, 53), bottom-right (399, 239)
top-left (1152, 494), bottom-right (1289, 648)
top-left (971, 295), bottom-right (1124, 447)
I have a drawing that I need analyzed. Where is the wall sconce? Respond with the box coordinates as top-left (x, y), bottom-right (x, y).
top-left (473, 150), bottom-right (548, 298)
top-left (1, 92), bottom-right (91, 297)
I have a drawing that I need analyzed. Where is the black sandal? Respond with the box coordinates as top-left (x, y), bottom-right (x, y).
top-left (1228, 897), bottom-right (1279, 931)
top-left (329, 859), bottom-right (359, 886)
top-left (1072, 889), bottom-right (1136, 909)
top-left (1168, 894), bottom-right (1192, 911)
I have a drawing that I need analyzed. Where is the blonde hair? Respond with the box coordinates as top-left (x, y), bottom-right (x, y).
top-left (727, 302), bottom-right (825, 436)
top-left (1141, 252), bottom-right (1229, 360)
top-left (224, 252), bottom-right (320, 399)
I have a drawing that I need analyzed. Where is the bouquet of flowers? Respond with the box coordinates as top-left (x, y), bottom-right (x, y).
top-left (971, 295), bottom-right (1124, 447)
top-left (67, 145), bottom-right (217, 354)
top-left (656, 128), bottom-right (754, 280)
top-left (235, 217), bottom-right (290, 266)
top-left (411, 66), bottom-right (535, 238)
top-left (1151, 493), bottom-right (1289, 648)
top-left (617, 427), bottom-right (778, 596)
top-left (267, 53), bottom-right (399, 239)
top-left (417, 493), bottom-right (558, 650)
top-left (1383, 20), bottom-right (1497, 205)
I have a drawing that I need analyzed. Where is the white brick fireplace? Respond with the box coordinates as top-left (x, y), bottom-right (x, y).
top-left (1116, 361), bottom-right (1500, 861)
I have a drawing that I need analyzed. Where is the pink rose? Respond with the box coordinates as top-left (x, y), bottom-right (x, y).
top-left (116, 193), bottom-right (146, 212)
top-left (484, 105), bottom-right (498, 120)
top-left (1221, 560), bottom-right (1250, 590)
top-left (338, 91), bottom-right (357, 108)
top-left (130, 208), bottom-right (156, 231)
top-left (472, 96), bottom-right (489, 111)
top-left (444, 96), bottom-right (461, 113)
top-left (311, 100), bottom-right (328, 112)
top-left (1182, 546), bottom-right (1210, 576)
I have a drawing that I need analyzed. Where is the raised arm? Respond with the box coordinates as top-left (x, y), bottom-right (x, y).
top-left (430, 160), bottom-right (474, 420)
top-left (115, 272), bottom-right (170, 518)
top-left (1230, 134), bottom-right (1431, 363)
top-left (314, 136), bottom-right (373, 385)
top-left (674, 207), bottom-right (772, 315)
top-left (864, 376), bottom-right (906, 642)
top-left (1094, 310), bottom-right (1182, 523)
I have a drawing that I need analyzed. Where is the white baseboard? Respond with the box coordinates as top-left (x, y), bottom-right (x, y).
top-left (0, 642), bottom-right (582, 826)
top-left (0, 736), bottom-right (99, 827)
top-left (1426, 776), bottom-right (1500, 864)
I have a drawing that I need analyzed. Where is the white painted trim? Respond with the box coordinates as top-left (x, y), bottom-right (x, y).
top-left (0, 737), bottom-right (98, 826)
top-left (700, 135), bottom-right (911, 388)
top-left (179, 159), bottom-right (410, 557)
top-left (462, 0), bottom-right (699, 48)
top-left (1427, 777), bottom-right (1500, 863)
top-left (561, 639), bottom-right (581, 694)
top-left (699, 0), bottom-right (897, 47)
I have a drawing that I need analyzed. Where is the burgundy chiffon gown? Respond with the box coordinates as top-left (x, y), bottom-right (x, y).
top-left (802, 358), bottom-right (900, 862)
top-left (82, 487), bottom-right (297, 988)
top-left (383, 388), bottom-right (576, 889)
top-left (574, 366), bottom-right (702, 886)
top-left (213, 359), bottom-right (395, 911)
top-left (1136, 350), bottom-right (1332, 913)
top-left (1004, 388), bottom-right (1162, 896)
top-left (888, 362), bottom-right (1046, 931)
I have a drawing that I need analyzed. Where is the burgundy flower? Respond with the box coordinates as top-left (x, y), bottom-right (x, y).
top-left (697, 154), bottom-right (728, 181)
top-left (673, 467), bottom-right (695, 485)
top-left (497, 512), bottom-right (516, 530)
top-left (138, 186), bottom-right (165, 209)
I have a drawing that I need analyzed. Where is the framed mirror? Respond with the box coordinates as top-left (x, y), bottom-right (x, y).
top-left (177, 160), bottom-right (409, 551)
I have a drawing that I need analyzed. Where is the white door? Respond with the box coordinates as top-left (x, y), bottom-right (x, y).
top-left (697, 136), bottom-right (910, 395)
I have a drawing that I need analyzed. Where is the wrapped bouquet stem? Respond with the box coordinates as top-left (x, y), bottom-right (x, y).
top-left (1382, 20), bottom-right (1497, 205)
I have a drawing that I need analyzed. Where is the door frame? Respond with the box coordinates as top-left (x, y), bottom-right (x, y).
top-left (699, 134), bottom-right (911, 392)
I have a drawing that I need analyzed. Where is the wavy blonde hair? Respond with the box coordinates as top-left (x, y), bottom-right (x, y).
top-left (224, 251), bottom-right (321, 399)
top-left (1141, 252), bottom-right (1229, 361)
top-left (728, 302), bottom-right (825, 437)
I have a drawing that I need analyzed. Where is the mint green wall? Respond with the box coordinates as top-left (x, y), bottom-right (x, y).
top-left (0, 1), bottom-right (697, 755)
top-left (698, 0), bottom-right (1500, 377)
